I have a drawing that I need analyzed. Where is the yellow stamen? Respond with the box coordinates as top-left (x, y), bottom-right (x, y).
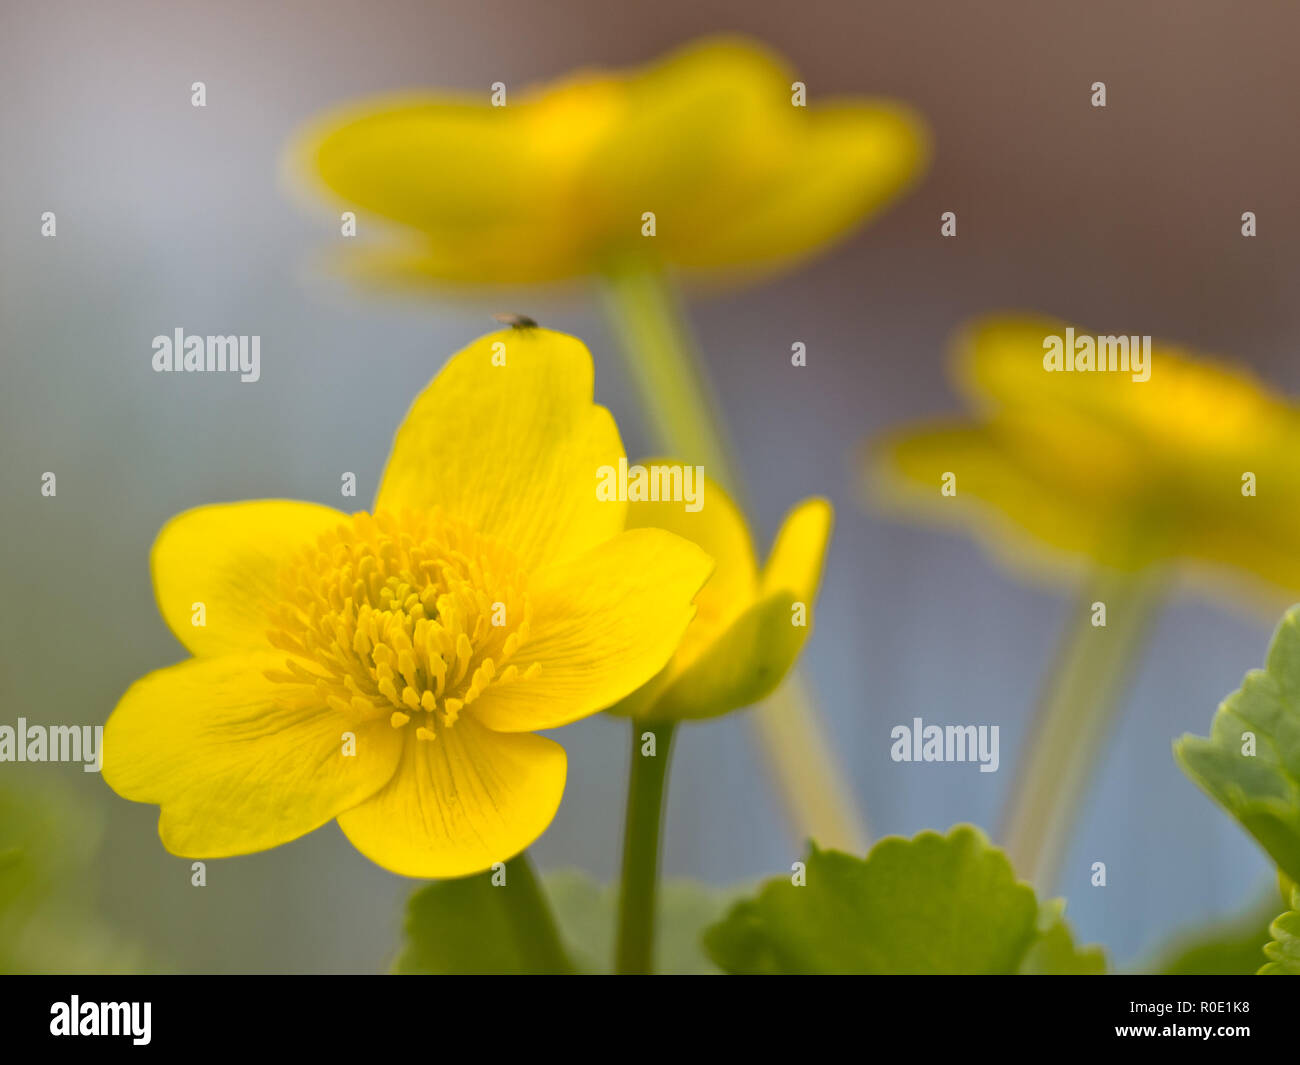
top-left (266, 510), bottom-right (541, 736)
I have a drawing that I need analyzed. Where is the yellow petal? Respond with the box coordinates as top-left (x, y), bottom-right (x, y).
top-left (336, 717), bottom-right (565, 878)
top-left (302, 96), bottom-right (534, 233)
top-left (375, 327), bottom-right (626, 570)
top-left (151, 500), bottom-right (348, 657)
top-left (601, 467), bottom-right (757, 719)
top-left (468, 528), bottom-right (713, 732)
top-left (617, 40), bottom-right (926, 277)
top-left (1189, 503), bottom-right (1300, 601)
top-left (600, 36), bottom-right (794, 189)
top-left (760, 497), bottom-right (834, 600)
top-left (289, 88), bottom-right (597, 284)
top-left (591, 37), bottom-right (798, 260)
top-left (872, 419), bottom-right (1164, 575)
top-left (672, 99), bottom-right (929, 278)
top-left (957, 314), bottom-right (1298, 453)
top-left (873, 377), bottom-right (1300, 582)
top-left (103, 653), bottom-right (403, 858)
top-left (603, 467), bottom-right (756, 720)
top-left (642, 498), bottom-right (833, 721)
top-left (623, 463), bottom-right (757, 671)
top-left (646, 592), bottom-right (803, 721)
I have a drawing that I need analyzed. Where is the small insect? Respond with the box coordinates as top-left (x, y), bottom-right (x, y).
top-left (492, 313), bottom-right (538, 330)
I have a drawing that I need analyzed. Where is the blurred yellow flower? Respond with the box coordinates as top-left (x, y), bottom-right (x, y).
top-left (287, 36), bottom-right (928, 287)
top-left (610, 467), bottom-right (832, 721)
top-left (103, 328), bottom-right (711, 878)
top-left (870, 314), bottom-right (1300, 595)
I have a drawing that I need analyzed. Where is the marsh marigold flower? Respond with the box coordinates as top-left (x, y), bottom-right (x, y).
top-left (870, 314), bottom-right (1300, 595)
top-left (610, 467), bottom-right (832, 721)
top-left (103, 328), bottom-right (712, 878)
top-left (286, 36), bottom-right (927, 287)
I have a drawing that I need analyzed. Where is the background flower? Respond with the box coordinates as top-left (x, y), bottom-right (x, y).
top-left (871, 314), bottom-right (1300, 597)
top-left (288, 36), bottom-right (927, 288)
top-left (870, 312), bottom-right (1300, 890)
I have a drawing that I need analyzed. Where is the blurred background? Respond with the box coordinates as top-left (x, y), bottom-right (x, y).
top-left (3, 0), bottom-right (1299, 972)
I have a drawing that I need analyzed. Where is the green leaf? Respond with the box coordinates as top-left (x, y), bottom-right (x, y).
top-left (702, 824), bottom-right (1104, 974)
top-left (1259, 887), bottom-right (1300, 975)
top-left (396, 856), bottom-right (577, 974)
top-left (1147, 892), bottom-right (1280, 975)
top-left (1021, 898), bottom-right (1107, 975)
top-left (545, 870), bottom-right (741, 974)
top-left (1175, 606), bottom-right (1300, 883)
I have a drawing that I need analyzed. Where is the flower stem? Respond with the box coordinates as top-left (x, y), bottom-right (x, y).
top-left (504, 852), bottom-right (577, 974)
top-left (599, 262), bottom-right (736, 484)
top-left (598, 261), bottom-right (867, 855)
top-left (616, 720), bottom-right (675, 974)
top-left (999, 568), bottom-right (1164, 890)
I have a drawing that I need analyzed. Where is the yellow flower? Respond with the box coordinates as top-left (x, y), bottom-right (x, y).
top-left (871, 313), bottom-right (1300, 594)
top-left (103, 328), bottom-right (712, 878)
top-left (286, 36), bottom-right (927, 287)
top-left (609, 466), bottom-right (832, 721)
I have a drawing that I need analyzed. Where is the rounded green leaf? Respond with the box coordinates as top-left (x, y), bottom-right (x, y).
top-left (1259, 886), bottom-right (1300, 975)
top-left (703, 825), bottom-right (1103, 974)
top-left (1175, 605), bottom-right (1300, 884)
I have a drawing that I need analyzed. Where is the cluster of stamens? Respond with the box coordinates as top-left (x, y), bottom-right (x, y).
top-left (263, 511), bottom-right (537, 740)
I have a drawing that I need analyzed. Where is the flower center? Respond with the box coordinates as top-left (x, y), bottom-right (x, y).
top-left (264, 511), bottom-right (537, 741)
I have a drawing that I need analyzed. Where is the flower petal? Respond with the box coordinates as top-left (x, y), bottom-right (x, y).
top-left (624, 464), bottom-right (757, 670)
top-left (469, 528), bottom-right (713, 732)
top-left (871, 420), bottom-right (1133, 575)
top-left (957, 315), bottom-right (1299, 453)
top-left (337, 718), bottom-right (566, 879)
top-left (603, 467), bottom-right (756, 719)
top-left (601, 37), bottom-right (795, 192)
top-left (672, 100), bottom-right (929, 277)
top-left (297, 94), bottom-right (529, 232)
top-left (151, 500), bottom-right (348, 657)
top-left (644, 498), bottom-right (832, 721)
top-left (103, 653), bottom-right (404, 858)
top-left (375, 328), bottom-right (626, 570)
top-left (290, 92), bottom-right (598, 283)
top-left (594, 38), bottom-right (799, 260)
top-left (761, 497), bottom-right (834, 600)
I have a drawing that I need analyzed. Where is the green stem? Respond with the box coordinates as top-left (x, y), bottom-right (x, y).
top-left (599, 261), bottom-right (737, 487)
top-left (999, 568), bottom-right (1165, 890)
top-left (616, 720), bottom-right (675, 974)
top-left (598, 261), bottom-right (867, 854)
top-left (504, 852), bottom-right (576, 974)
